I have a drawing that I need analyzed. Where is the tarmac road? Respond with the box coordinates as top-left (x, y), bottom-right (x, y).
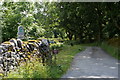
top-left (62, 47), bottom-right (119, 79)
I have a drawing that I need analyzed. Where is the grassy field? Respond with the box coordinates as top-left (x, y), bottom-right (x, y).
top-left (6, 44), bottom-right (84, 78)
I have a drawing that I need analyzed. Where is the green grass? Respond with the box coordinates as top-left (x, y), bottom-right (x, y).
top-left (6, 44), bottom-right (84, 78)
top-left (100, 42), bottom-right (120, 60)
top-left (53, 45), bottom-right (84, 78)
top-left (6, 61), bottom-right (49, 78)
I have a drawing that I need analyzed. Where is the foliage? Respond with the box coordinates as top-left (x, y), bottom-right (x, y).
top-left (57, 2), bottom-right (120, 42)
top-left (1, 2), bottom-right (119, 42)
top-left (50, 43), bottom-right (64, 50)
top-left (107, 37), bottom-right (120, 47)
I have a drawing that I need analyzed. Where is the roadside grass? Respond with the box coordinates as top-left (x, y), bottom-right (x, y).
top-left (6, 44), bottom-right (84, 78)
top-left (6, 60), bottom-right (49, 78)
top-left (100, 42), bottom-right (120, 60)
top-left (52, 44), bottom-right (84, 78)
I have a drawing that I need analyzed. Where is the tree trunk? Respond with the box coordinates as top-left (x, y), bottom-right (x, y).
top-left (74, 35), bottom-right (77, 40)
top-left (67, 31), bottom-right (73, 40)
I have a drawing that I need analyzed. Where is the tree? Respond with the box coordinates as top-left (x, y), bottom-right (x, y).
top-left (1, 2), bottom-right (119, 42)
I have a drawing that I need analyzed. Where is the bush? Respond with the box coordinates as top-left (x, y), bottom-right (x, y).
top-left (64, 40), bottom-right (80, 45)
top-left (50, 43), bottom-right (64, 50)
top-left (107, 37), bottom-right (120, 47)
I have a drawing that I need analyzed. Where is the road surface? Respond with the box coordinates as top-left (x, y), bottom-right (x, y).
top-left (62, 47), bottom-right (119, 79)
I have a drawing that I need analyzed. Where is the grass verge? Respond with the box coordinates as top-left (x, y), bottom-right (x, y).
top-left (100, 42), bottom-right (120, 60)
top-left (6, 45), bottom-right (84, 78)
